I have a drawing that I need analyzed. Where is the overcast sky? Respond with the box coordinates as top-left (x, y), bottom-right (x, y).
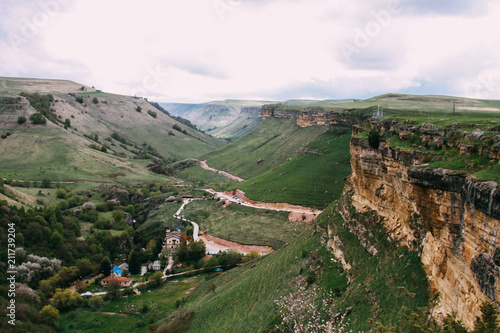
top-left (0, 0), bottom-right (499, 102)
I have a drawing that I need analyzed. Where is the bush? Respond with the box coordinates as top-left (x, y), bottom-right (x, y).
top-left (56, 189), bottom-right (67, 199)
top-left (92, 97), bottom-right (98, 104)
top-left (30, 112), bottom-right (46, 124)
top-left (147, 110), bottom-right (157, 118)
top-left (18, 115), bottom-right (27, 124)
top-left (136, 106), bottom-right (142, 112)
top-left (368, 130), bottom-right (382, 149)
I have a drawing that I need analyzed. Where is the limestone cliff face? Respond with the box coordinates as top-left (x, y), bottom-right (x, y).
top-left (349, 133), bottom-right (500, 327)
top-left (260, 105), bottom-right (368, 127)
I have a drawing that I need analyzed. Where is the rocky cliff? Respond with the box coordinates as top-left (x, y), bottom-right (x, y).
top-left (347, 121), bottom-right (500, 327)
top-left (261, 104), bottom-right (368, 127)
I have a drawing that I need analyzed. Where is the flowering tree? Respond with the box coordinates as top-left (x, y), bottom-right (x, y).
top-left (275, 282), bottom-right (350, 333)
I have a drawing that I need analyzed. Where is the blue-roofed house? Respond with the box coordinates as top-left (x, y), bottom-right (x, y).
top-left (111, 266), bottom-right (123, 277)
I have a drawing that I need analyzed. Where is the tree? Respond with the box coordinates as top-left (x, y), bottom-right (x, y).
top-left (100, 258), bottom-right (111, 276)
top-left (129, 250), bottom-right (142, 275)
top-left (88, 295), bottom-right (103, 310)
top-left (92, 97), bottom-right (98, 104)
top-left (17, 115), bottom-right (27, 124)
top-left (136, 106), bottom-right (142, 112)
top-left (218, 250), bottom-right (242, 268)
top-left (40, 305), bottom-right (59, 327)
top-left (42, 177), bottom-right (52, 188)
top-left (107, 279), bottom-right (121, 299)
top-left (52, 289), bottom-right (83, 311)
top-left (50, 230), bottom-right (64, 248)
top-left (187, 241), bottom-right (206, 261)
top-left (186, 225), bottom-right (194, 237)
top-left (474, 302), bottom-right (499, 333)
top-left (64, 119), bottom-right (71, 129)
top-left (275, 283), bottom-right (348, 333)
top-left (148, 271), bottom-right (163, 288)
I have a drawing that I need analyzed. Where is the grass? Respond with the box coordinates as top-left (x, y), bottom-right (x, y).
top-left (179, 228), bottom-right (319, 333)
top-left (201, 117), bottom-right (329, 180)
top-left (316, 201), bottom-right (430, 332)
top-left (176, 165), bottom-right (237, 191)
top-left (230, 127), bottom-right (352, 209)
top-left (317, 93), bottom-right (500, 112)
top-left (181, 199), bottom-right (301, 248)
top-left (59, 275), bottom-right (205, 332)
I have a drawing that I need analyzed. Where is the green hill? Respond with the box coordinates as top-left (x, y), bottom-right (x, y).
top-left (201, 117), bottom-right (328, 180)
top-left (0, 77), bottom-right (225, 184)
top-left (230, 126), bottom-right (352, 209)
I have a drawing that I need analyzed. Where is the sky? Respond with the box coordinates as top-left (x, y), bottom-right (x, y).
top-left (0, 0), bottom-right (499, 103)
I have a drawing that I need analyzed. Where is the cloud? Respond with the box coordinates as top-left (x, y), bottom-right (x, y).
top-left (0, 0), bottom-right (499, 102)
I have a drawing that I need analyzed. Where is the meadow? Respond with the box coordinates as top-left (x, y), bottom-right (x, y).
top-left (181, 199), bottom-right (301, 249)
top-left (231, 127), bottom-right (352, 208)
top-left (202, 117), bottom-right (328, 179)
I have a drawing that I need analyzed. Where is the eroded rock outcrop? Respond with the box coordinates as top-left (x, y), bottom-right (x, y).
top-left (260, 105), bottom-right (368, 127)
top-left (349, 129), bottom-right (500, 328)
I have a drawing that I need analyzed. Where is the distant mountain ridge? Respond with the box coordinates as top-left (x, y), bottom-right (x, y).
top-left (162, 98), bottom-right (358, 141)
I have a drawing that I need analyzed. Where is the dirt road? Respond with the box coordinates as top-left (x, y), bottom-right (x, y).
top-left (196, 159), bottom-right (246, 182)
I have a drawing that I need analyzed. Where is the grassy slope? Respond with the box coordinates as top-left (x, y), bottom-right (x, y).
top-left (201, 117), bottom-right (328, 180)
top-left (181, 200), bottom-right (301, 248)
top-left (231, 127), bottom-right (352, 209)
top-left (0, 125), bottom-right (163, 183)
top-left (181, 229), bottom-right (320, 333)
top-left (176, 165), bottom-right (237, 190)
top-left (0, 77), bottom-right (225, 184)
top-left (175, 200), bottom-right (429, 332)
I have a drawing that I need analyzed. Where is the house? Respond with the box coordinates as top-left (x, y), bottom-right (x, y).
top-left (111, 266), bottom-right (122, 277)
top-left (182, 194), bottom-right (194, 199)
top-left (118, 263), bottom-right (129, 273)
top-left (165, 230), bottom-right (183, 250)
top-left (152, 260), bottom-right (161, 271)
top-left (100, 276), bottom-right (133, 288)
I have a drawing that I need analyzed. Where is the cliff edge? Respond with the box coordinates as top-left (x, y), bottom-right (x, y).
top-left (348, 119), bottom-right (500, 327)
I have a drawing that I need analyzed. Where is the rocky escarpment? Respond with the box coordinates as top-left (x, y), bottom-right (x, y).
top-left (261, 104), bottom-right (368, 127)
top-left (348, 122), bottom-right (500, 328)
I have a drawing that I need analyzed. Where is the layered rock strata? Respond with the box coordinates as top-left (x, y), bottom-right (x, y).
top-left (349, 132), bottom-right (500, 328)
top-left (261, 105), bottom-right (368, 127)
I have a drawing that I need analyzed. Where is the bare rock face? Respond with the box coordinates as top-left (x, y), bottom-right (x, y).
top-left (349, 134), bottom-right (500, 328)
top-left (260, 105), bottom-right (368, 127)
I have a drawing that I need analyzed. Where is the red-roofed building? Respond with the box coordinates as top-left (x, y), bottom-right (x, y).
top-left (101, 276), bottom-right (133, 288)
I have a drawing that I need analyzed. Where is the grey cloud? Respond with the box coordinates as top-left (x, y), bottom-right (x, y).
top-left (400, 0), bottom-right (489, 16)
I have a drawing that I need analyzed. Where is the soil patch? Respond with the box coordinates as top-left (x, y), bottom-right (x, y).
top-left (200, 233), bottom-right (274, 255)
top-left (288, 211), bottom-right (315, 223)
